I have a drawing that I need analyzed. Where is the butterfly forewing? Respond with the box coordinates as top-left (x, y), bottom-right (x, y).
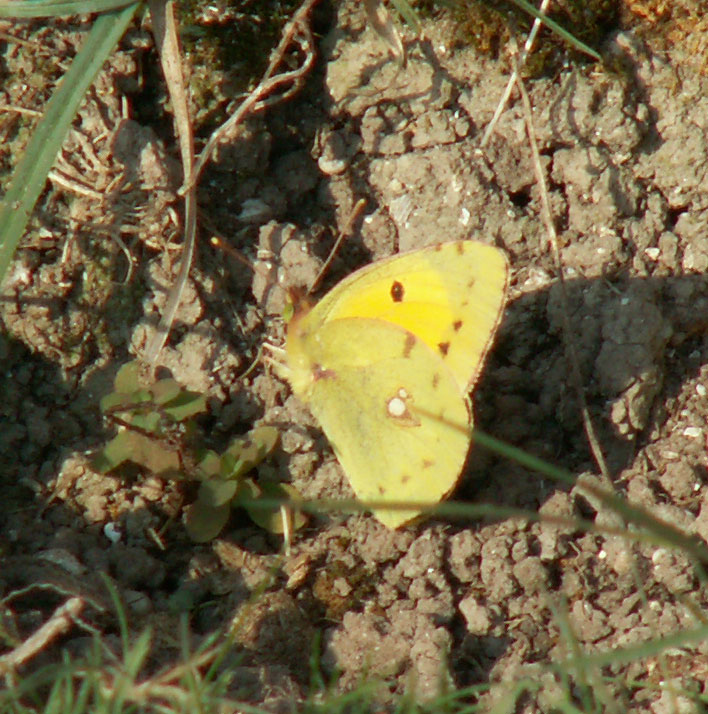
top-left (309, 241), bottom-right (508, 392)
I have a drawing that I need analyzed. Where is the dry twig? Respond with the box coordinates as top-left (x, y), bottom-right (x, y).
top-left (186, 0), bottom-right (321, 192)
top-left (481, 0), bottom-right (551, 148)
top-left (143, 0), bottom-right (320, 366)
top-left (143, 0), bottom-right (197, 367)
top-left (506, 27), bottom-right (611, 482)
top-left (0, 597), bottom-right (84, 676)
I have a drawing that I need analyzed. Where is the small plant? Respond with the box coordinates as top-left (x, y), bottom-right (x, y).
top-left (94, 360), bottom-right (305, 541)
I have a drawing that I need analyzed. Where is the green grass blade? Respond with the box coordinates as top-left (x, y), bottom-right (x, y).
top-left (508, 0), bottom-right (602, 61)
top-left (390, 0), bottom-right (421, 34)
top-left (0, 2), bottom-right (141, 287)
top-left (557, 622), bottom-right (708, 672)
top-left (0, 0), bottom-right (136, 18)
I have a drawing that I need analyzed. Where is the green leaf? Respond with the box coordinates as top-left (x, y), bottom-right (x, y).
top-left (390, 0), bottom-right (421, 34)
top-left (507, 0), bottom-right (601, 61)
top-left (161, 390), bottom-right (208, 421)
top-left (219, 452), bottom-right (244, 480)
top-left (100, 391), bottom-right (132, 414)
top-left (127, 410), bottom-right (163, 434)
top-left (94, 430), bottom-right (181, 476)
top-left (184, 501), bottom-right (231, 543)
top-left (195, 450), bottom-right (222, 480)
top-left (224, 426), bottom-right (279, 471)
top-left (150, 378), bottom-right (183, 405)
top-left (197, 479), bottom-right (239, 509)
top-left (114, 360), bottom-right (143, 393)
top-left (239, 480), bottom-right (307, 534)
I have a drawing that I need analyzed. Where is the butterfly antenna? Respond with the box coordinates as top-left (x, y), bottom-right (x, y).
top-left (309, 198), bottom-right (367, 294)
top-left (210, 234), bottom-right (257, 272)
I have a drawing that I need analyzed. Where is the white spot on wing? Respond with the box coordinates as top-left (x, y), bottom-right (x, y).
top-left (388, 395), bottom-right (407, 418)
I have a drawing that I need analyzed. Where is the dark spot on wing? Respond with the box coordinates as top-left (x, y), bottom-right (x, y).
top-left (401, 474), bottom-right (411, 484)
top-left (456, 242), bottom-right (465, 255)
top-left (438, 341), bottom-right (450, 356)
top-left (403, 332), bottom-right (416, 358)
top-left (391, 280), bottom-right (404, 302)
top-left (422, 459), bottom-right (434, 469)
top-left (378, 485), bottom-right (386, 495)
top-left (467, 277), bottom-right (476, 289)
top-left (313, 364), bottom-right (336, 381)
top-left (432, 373), bottom-right (440, 389)
top-left (453, 320), bottom-right (463, 332)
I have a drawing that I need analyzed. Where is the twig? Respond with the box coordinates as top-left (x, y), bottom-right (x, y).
top-left (364, 0), bottom-right (406, 67)
top-left (309, 197), bottom-right (367, 294)
top-left (481, 0), bottom-right (551, 148)
top-left (143, 0), bottom-right (197, 368)
top-left (510, 43), bottom-right (611, 482)
top-left (0, 597), bottom-right (84, 675)
top-left (184, 0), bottom-right (321, 193)
top-left (143, 0), bottom-right (320, 367)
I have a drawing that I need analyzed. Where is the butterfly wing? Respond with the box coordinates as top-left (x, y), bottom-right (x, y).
top-left (304, 241), bottom-right (508, 393)
top-left (286, 317), bottom-right (470, 528)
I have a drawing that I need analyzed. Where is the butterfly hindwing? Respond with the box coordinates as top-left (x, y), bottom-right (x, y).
top-left (293, 318), bottom-right (470, 528)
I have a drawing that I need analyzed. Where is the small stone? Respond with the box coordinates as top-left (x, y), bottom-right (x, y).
top-left (601, 537), bottom-right (635, 576)
top-left (237, 198), bottom-right (272, 223)
top-left (651, 548), bottom-right (694, 593)
top-left (658, 461), bottom-right (699, 501)
top-left (479, 535), bottom-right (516, 601)
top-left (284, 553), bottom-right (312, 590)
top-left (458, 595), bottom-right (492, 635)
top-left (651, 679), bottom-right (701, 714)
top-left (570, 600), bottom-right (611, 643)
top-left (103, 522), bottom-right (122, 544)
top-left (512, 557), bottom-right (547, 593)
top-left (37, 548), bottom-right (86, 576)
top-left (124, 589), bottom-right (152, 615)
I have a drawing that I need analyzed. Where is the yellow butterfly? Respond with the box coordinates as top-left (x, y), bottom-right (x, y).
top-left (274, 240), bottom-right (508, 528)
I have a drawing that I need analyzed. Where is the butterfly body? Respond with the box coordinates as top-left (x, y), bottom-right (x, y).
top-left (280, 240), bottom-right (508, 528)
